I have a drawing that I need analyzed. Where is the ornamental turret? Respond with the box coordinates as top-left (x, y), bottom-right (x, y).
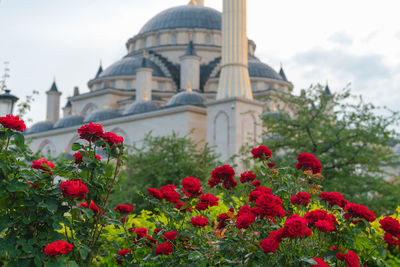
top-left (46, 80), bottom-right (62, 123)
top-left (180, 37), bottom-right (201, 91)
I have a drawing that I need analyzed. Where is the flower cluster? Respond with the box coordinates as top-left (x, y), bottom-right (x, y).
top-left (31, 158), bottom-right (55, 175)
top-left (344, 202), bottom-right (376, 224)
top-left (73, 151), bottom-right (101, 164)
top-left (304, 209), bottom-right (338, 232)
top-left (240, 171), bottom-right (257, 183)
top-left (319, 192), bottom-right (348, 208)
top-left (290, 191), bottom-right (312, 206)
top-left (296, 152), bottom-right (322, 174)
top-left (195, 193), bottom-right (219, 211)
top-left (190, 215), bottom-right (209, 227)
top-left (0, 114), bottom-right (26, 132)
top-left (208, 165), bottom-right (237, 190)
top-left (44, 240), bottom-right (73, 258)
top-left (380, 217), bottom-right (400, 250)
top-left (181, 177), bottom-right (202, 197)
top-left (251, 145), bottom-right (272, 159)
top-left (59, 179), bottom-right (89, 200)
top-left (77, 122), bottom-right (124, 147)
top-left (79, 200), bottom-right (101, 215)
top-left (336, 250), bottom-right (360, 267)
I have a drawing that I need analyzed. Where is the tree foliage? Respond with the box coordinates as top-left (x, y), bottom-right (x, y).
top-left (260, 84), bottom-right (400, 215)
top-left (109, 132), bottom-right (220, 210)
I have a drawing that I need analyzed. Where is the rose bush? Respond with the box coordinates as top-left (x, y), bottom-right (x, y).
top-left (1, 115), bottom-right (399, 266)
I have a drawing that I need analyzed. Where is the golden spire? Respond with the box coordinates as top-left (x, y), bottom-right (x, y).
top-left (188, 0), bottom-right (197, 5)
top-left (187, 80), bottom-right (192, 92)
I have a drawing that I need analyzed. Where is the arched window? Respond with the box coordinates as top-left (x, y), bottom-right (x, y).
top-left (156, 35), bottom-right (161, 46)
top-left (205, 34), bottom-right (212, 45)
top-left (171, 33), bottom-right (177, 45)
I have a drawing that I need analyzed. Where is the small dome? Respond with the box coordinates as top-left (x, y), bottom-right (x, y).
top-left (54, 115), bottom-right (84, 129)
top-left (139, 5), bottom-right (221, 35)
top-left (123, 101), bottom-right (160, 115)
top-left (26, 121), bottom-right (54, 134)
top-left (248, 56), bottom-right (283, 81)
top-left (84, 109), bottom-right (121, 123)
top-left (166, 91), bottom-right (206, 107)
top-left (98, 57), bottom-right (165, 79)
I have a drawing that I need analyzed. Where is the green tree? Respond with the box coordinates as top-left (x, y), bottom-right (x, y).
top-left (109, 132), bottom-right (220, 210)
top-left (260, 84), bottom-right (400, 215)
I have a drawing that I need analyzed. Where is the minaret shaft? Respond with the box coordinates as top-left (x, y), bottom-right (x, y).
top-left (217, 0), bottom-right (252, 100)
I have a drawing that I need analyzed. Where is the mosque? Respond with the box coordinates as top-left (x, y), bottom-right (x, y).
top-left (24, 0), bottom-right (294, 162)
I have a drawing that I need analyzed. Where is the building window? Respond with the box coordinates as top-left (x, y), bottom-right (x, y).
top-left (156, 35), bottom-right (161, 46)
top-left (171, 33), bottom-right (177, 44)
top-left (126, 81), bottom-right (132, 89)
top-left (110, 81), bottom-right (116, 88)
top-left (205, 34), bottom-right (212, 45)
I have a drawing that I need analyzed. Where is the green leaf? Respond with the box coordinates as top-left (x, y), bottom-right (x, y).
top-left (45, 198), bottom-right (58, 213)
top-left (300, 257), bottom-right (318, 265)
top-left (67, 261), bottom-right (79, 267)
top-left (78, 244), bottom-right (91, 260)
top-left (13, 132), bottom-right (25, 148)
top-left (6, 180), bottom-right (28, 192)
top-left (71, 143), bottom-right (82, 151)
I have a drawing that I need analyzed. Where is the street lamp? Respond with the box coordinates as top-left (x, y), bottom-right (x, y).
top-left (0, 89), bottom-right (19, 116)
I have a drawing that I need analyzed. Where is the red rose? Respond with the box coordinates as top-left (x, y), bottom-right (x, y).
top-left (312, 257), bottom-right (329, 267)
top-left (268, 162), bottom-right (276, 168)
top-left (181, 177), bottom-right (202, 197)
top-left (0, 114), bottom-right (26, 132)
top-left (384, 232), bottom-right (400, 247)
top-left (236, 212), bottom-right (256, 229)
top-left (314, 220), bottom-right (335, 232)
top-left (190, 215), bottom-right (208, 227)
top-left (160, 184), bottom-right (181, 203)
top-left (134, 228), bottom-right (148, 239)
top-left (304, 209), bottom-right (337, 231)
top-left (290, 192), bottom-right (312, 206)
top-left (282, 215), bottom-right (312, 238)
top-left (255, 193), bottom-right (285, 218)
top-left (260, 238), bottom-right (279, 253)
top-left (251, 180), bottom-right (261, 187)
top-left (79, 201), bottom-right (101, 215)
top-left (102, 131), bottom-right (124, 147)
top-left (44, 240), bottom-right (73, 257)
top-left (249, 186), bottom-right (272, 202)
top-left (31, 158), bottom-right (55, 175)
top-left (217, 213), bottom-right (230, 229)
top-left (114, 248), bottom-right (131, 264)
top-left (78, 122), bottom-right (104, 141)
top-left (208, 165), bottom-right (237, 190)
top-left (319, 192), bottom-right (348, 208)
top-left (251, 145), bottom-right (272, 159)
top-left (380, 217), bottom-right (400, 237)
top-left (73, 152), bottom-right (83, 164)
top-left (195, 193), bottom-right (219, 211)
top-left (59, 179), bottom-right (89, 200)
top-left (163, 231), bottom-right (178, 241)
top-left (114, 204), bottom-right (133, 214)
top-left (269, 228), bottom-right (285, 243)
top-left (155, 242), bottom-right (173, 256)
top-left (95, 154), bottom-right (101, 160)
top-left (26, 181), bottom-right (38, 188)
top-left (147, 188), bottom-right (163, 200)
top-left (344, 203), bottom-right (376, 223)
top-left (240, 171), bottom-right (257, 183)
top-left (336, 250), bottom-right (360, 267)
top-left (296, 152), bottom-right (322, 174)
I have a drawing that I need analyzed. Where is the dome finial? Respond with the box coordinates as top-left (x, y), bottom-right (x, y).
top-left (188, 0), bottom-right (197, 5)
top-left (187, 80), bottom-right (192, 92)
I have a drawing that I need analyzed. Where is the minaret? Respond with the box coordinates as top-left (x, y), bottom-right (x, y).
top-left (196, 0), bottom-right (205, 6)
top-left (217, 0), bottom-right (252, 100)
top-left (46, 80), bottom-right (62, 123)
top-left (180, 36), bottom-right (201, 91)
top-left (136, 50), bottom-right (154, 101)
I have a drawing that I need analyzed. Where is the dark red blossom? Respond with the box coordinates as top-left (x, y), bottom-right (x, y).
top-left (384, 232), bottom-right (400, 248)
top-left (195, 193), bottom-right (219, 211)
top-left (312, 257), bottom-right (329, 267)
top-left (282, 215), bottom-right (312, 238)
top-left (344, 203), bottom-right (376, 224)
top-left (296, 152), bottom-right (322, 174)
top-left (268, 162), bottom-right (276, 168)
top-left (44, 240), bottom-right (73, 257)
top-left (190, 215), bottom-right (208, 227)
top-left (240, 171), bottom-right (257, 183)
top-left (251, 145), bottom-right (272, 159)
top-left (380, 217), bottom-right (400, 237)
top-left (181, 177), bottom-right (202, 197)
top-left (134, 228), bottom-right (148, 239)
top-left (251, 180), bottom-right (261, 187)
top-left (336, 250), bottom-right (360, 267)
top-left (31, 158), bottom-right (55, 175)
top-left (78, 122), bottom-right (104, 141)
top-left (260, 238), bottom-right (279, 253)
top-left (147, 188), bottom-right (163, 200)
top-left (319, 192), bottom-right (348, 208)
top-left (115, 249), bottom-right (131, 264)
top-left (155, 242), bottom-right (173, 256)
top-left (217, 213), bottom-right (230, 229)
top-left (73, 151), bottom-right (101, 164)
top-left (160, 184), bottom-right (181, 203)
top-left (304, 209), bottom-right (337, 232)
top-left (79, 200), bottom-right (101, 215)
top-left (59, 179), bottom-right (89, 200)
top-left (163, 231), bottom-right (178, 241)
top-left (102, 131), bottom-right (124, 147)
top-left (249, 186), bottom-right (272, 202)
top-left (175, 202), bottom-right (192, 213)
top-left (208, 165), bottom-right (237, 190)
top-left (114, 204), bottom-right (133, 214)
top-left (255, 193), bottom-right (285, 218)
top-left (0, 114), bottom-right (26, 131)
top-left (290, 192), bottom-right (312, 206)
top-left (236, 212), bottom-right (256, 229)
top-left (26, 181), bottom-right (38, 188)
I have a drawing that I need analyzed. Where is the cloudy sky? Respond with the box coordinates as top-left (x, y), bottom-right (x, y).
top-left (1, 0), bottom-right (399, 125)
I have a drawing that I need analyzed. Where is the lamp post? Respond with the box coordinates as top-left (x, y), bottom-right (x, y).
top-left (0, 89), bottom-right (19, 116)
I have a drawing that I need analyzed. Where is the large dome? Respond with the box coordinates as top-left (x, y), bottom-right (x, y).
top-left (99, 57), bottom-right (166, 79)
top-left (139, 5), bottom-right (221, 35)
top-left (248, 56), bottom-right (284, 81)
